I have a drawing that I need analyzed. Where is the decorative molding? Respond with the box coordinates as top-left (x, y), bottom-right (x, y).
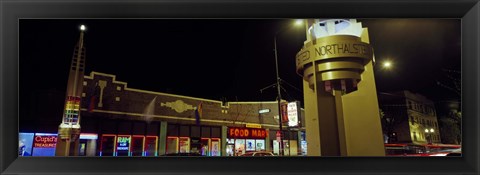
top-left (161, 100), bottom-right (195, 113)
top-left (98, 80), bottom-right (107, 107)
top-left (79, 108), bottom-right (279, 128)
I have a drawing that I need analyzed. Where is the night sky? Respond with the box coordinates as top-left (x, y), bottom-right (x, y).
top-left (20, 19), bottom-right (461, 108)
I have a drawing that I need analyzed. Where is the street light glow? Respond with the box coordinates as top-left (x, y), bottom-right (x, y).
top-left (294, 19), bottom-right (303, 26)
top-left (80, 25), bottom-right (86, 31)
top-left (425, 129), bottom-right (429, 133)
top-left (383, 61), bottom-right (392, 68)
top-left (430, 128), bottom-right (434, 133)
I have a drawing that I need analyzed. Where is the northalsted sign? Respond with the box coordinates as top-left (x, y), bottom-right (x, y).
top-left (228, 127), bottom-right (268, 139)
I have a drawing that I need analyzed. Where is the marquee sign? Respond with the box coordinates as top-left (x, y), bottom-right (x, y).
top-left (228, 127), bottom-right (268, 139)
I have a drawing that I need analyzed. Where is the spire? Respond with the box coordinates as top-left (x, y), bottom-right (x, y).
top-left (78, 25), bottom-right (86, 50)
top-left (61, 24), bottom-right (87, 127)
top-left (70, 25), bottom-right (86, 97)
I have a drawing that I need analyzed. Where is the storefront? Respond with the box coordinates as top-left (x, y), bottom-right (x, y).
top-left (269, 130), bottom-right (301, 156)
top-left (99, 134), bottom-right (158, 156)
top-left (19, 132), bottom-right (99, 157)
top-left (166, 124), bottom-right (222, 156)
top-left (226, 127), bottom-right (268, 156)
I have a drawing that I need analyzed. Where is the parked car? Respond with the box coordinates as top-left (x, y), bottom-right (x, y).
top-left (239, 151), bottom-right (275, 156)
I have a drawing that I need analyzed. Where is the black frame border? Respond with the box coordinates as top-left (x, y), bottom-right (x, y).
top-left (1, 0), bottom-right (479, 175)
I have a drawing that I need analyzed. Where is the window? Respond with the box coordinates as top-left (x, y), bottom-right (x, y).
top-left (413, 132), bottom-right (417, 141)
top-left (410, 116), bottom-right (415, 125)
top-left (408, 101), bottom-right (413, 109)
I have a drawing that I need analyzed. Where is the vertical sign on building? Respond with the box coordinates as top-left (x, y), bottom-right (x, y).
top-left (287, 101), bottom-right (300, 127)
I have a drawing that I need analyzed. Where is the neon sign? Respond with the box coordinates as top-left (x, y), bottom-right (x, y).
top-left (228, 127), bottom-right (268, 139)
top-left (33, 135), bottom-right (58, 148)
top-left (116, 136), bottom-right (131, 151)
top-left (63, 96), bottom-right (81, 125)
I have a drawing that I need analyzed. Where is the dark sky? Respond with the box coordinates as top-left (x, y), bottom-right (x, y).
top-left (20, 19), bottom-right (461, 106)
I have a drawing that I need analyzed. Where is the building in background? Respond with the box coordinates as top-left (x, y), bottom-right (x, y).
top-left (378, 91), bottom-right (441, 145)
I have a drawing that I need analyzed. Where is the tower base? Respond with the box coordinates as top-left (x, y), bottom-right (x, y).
top-left (55, 127), bottom-right (81, 156)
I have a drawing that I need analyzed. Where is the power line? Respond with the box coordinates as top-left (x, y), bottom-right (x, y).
top-left (280, 79), bottom-right (302, 93)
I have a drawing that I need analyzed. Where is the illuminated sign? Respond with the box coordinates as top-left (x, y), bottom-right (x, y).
top-left (228, 127), bottom-right (268, 139)
top-left (63, 96), bottom-right (81, 125)
top-left (258, 109), bottom-right (270, 114)
top-left (80, 133), bottom-right (98, 140)
top-left (245, 123), bottom-right (262, 128)
top-left (33, 135), bottom-right (58, 148)
top-left (287, 101), bottom-right (300, 127)
top-left (116, 136), bottom-right (131, 151)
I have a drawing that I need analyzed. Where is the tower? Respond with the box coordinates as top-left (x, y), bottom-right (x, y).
top-left (296, 19), bottom-right (385, 156)
top-left (55, 25), bottom-right (87, 156)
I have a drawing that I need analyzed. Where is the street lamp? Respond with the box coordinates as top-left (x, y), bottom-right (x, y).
top-left (273, 19), bottom-right (303, 156)
top-left (425, 128), bottom-right (435, 144)
top-left (383, 61), bottom-right (392, 69)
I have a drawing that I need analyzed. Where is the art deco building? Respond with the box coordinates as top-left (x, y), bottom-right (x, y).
top-left (64, 71), bottom-right (306, 156)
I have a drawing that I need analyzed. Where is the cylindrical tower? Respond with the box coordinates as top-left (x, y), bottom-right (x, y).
top-left (296, 19), bottom-right (374, 94)
top-left (296, 19), bottom-right (385, 156)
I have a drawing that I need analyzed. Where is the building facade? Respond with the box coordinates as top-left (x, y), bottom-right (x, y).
top-left (21, 71), bottom-right (306, 157)
top-left (378, 91), bottom-right (441, 145)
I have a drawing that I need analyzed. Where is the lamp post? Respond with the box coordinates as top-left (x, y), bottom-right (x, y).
top-left (273, 19), bottom-right (303, 156)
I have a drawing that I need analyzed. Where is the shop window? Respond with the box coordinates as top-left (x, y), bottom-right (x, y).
top-left (131, 136), bottom-right (144, 156)
top-left (79, 142), bottom-right (87, 156)
top-left (144, 136), bottom-right (158, 156)
top-left (226, 140), bottom-right (235, 156)
top-left (190, 137), bottom-right (202, 154)
top-left (210, 138), bottom-right (221, 156)
top-left (100, 134), bottom-right (116, 156)
top-left (166, 137), bottom-right (179, 154)
top-left (235, 139), bottom-right (245, 156)
top-left (255, 139), bottom-right (265, 151)
top-left (116, 135), bottom-right (131, 156)
top-left (200, 138), bottom-right (210, 156)
top-left (179, 137), bottom-right (190, 153)
top-left (246, 139), bottom-right (256, 151)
